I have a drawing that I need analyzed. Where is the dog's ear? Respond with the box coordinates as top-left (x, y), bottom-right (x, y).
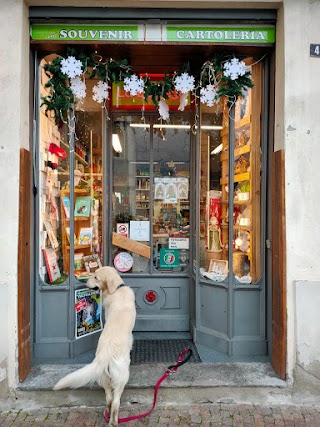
top-left (96, 266), bottom-right (121, 294)
top-left (103, 267), bottom-right (120, 294)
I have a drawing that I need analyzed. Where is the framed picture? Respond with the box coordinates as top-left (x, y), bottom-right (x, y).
top-left (208, 259), bottom-right (228, 276)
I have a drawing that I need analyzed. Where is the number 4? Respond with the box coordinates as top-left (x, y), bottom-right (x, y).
top-left (314, 45), bottom-right (320, 55)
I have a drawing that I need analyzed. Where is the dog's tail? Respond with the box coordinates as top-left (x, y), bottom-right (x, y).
top-left (53, 360), bottom-right (102, 390)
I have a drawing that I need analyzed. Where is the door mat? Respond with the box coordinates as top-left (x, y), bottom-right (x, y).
top-left (131, 339), bottom-right (201, 364)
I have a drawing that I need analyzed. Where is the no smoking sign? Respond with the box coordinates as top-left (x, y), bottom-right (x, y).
top-left (116, 223), bottom-right (129, 237)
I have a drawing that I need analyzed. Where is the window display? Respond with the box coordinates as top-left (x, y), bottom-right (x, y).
top-left (38, 56), bottom-right (103, 284)
top-left (199, 62), bottom-right (262, 284)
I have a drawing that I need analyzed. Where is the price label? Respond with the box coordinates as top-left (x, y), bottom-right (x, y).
top-left (310, 44), bottom-right (320, 57)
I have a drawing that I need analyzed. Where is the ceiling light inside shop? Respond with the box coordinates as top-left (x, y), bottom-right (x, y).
top-left (129, 124), bottom-right (222, 130)
top-left (211, 143), bottom-right (223, 155)
top-left (112, 134), bottom-right (122, 153)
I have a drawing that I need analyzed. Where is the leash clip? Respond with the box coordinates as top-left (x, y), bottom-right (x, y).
top-left (165, 367), bottom-right (176, 376)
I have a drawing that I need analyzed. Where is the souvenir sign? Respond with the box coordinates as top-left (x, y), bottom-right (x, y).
top-left (113, 252), bottom-right (134, 272)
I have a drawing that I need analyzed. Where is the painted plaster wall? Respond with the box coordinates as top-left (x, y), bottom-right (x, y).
top-left (282, 0), bottom-right (320, 380)
top-left (295, 281), bottom-right (320, 380)
top-left (0, 0), bottom-right (29, 395)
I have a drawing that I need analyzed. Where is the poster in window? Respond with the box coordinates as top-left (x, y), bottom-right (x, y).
top-left (75, 288), bottom-right (103, 339)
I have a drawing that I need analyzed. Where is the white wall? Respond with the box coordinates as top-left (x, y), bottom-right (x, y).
top-left (282, 0), bottom-right (320, 379)
top-left (295, 281), bottom-right (320, 379)
top-left (0, 0), bottom-right (29, 394)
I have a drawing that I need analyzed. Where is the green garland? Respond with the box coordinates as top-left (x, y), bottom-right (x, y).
top-left (42, 48), bottom-right (253, 126)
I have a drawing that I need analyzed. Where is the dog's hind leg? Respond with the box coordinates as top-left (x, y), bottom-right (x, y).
top-left (98, 372), bottom-right (113, 415)
top-left (109, 381), bottom-right (126, 427)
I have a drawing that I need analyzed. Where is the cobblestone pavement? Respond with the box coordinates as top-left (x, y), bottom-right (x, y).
top-left (1, 403), bottom-right (320, 426)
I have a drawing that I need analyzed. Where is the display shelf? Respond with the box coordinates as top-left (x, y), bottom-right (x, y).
top-left (66, 244), bottom-right (91, 250)
top-left (220, 115), bottom-right (250, 137)
top-left (60, 188), bottom-right (92, 274)
top-left (220, 172), bottom-right (250, 184)
top-left (220, 144), bottom-right (251, 161)
top-left (218, 81), bottom-right (261, 282)
top-left (75, 152), bottom-right (88, 166)
top-left (221, 224), bottom-right (252, 232)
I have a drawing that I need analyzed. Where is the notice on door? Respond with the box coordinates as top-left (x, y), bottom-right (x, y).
top-left (130, 221), bottom-right (150, 241)
top-left (169, 237), bottom-right (189, 249)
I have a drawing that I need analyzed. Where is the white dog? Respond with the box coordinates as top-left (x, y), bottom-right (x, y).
top-left (53, 266), bottom-right (136, 427)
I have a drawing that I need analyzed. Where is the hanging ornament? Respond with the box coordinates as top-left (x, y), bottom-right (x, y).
top-left (70, 77), bottom-right (86, 100)
top-left (178, 93), bottom-right (188, 111)
top-left (173, 72), bottom-right (195, 94)
top-left (123, 75), bottom-right (145, 96)
top-left (60, 56), bottom-right (83, 79)
top-left (200, 84), bottom-right (218, 107)
top-left (158, 98), bottom-right (169, 121)
top-left (223, 58), bottom-right (246, 80)
top-left (92, 81), bottom-right (110, 104)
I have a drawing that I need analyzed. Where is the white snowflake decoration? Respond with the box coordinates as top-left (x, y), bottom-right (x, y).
top-left (223, 58), bottom-right (246, 80)
top-left (60, 56), bottom-right (83, 79)
top-left (123, 75), bottom-right (144, 96)
top-left (200, 84), bottom-right (218, 107)
top-left (70, 77), bottom-right (86, 100)
top-left (174, 72), bottom-right (195, 94)
top-left (158, 98), bottom-right (170, 121)
top-left (178, 93), bottom-right (188, 112)
top-left (92, 81), bottom-right (110, 104)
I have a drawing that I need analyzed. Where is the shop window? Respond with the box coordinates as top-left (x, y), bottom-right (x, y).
top-left (38, 56), bottom-right (104, 284)
top-left (199, 84), bottom-right (262, 284)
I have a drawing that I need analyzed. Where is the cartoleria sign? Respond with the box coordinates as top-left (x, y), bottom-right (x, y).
top-left (166, 26), bottom-right (275, 43)
top-left (30, 24), bottom-right (275, 44)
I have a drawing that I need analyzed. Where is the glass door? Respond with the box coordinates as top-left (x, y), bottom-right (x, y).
top-left (110, 113), bottom-right (192, 331)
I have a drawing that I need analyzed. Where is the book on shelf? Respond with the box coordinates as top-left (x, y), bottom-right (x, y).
top-left (74, 269), bottom-right (92, 280)
top-left (42, 247), bottom-right (61, 283)
top-left (83, 254), bottom-right (102, 273)
top-left (78, 227), bottom-right (93, 245)
top-left (65, 227), bottom-right (78, 245)
top-left (44, 220), bottom-right (59, 249)
top-left (61, 196), bottom-right (70, 218)
top-left (74, 252), bottom-right (84, 271)
top-left (74, 195), bottom-right (91, 217)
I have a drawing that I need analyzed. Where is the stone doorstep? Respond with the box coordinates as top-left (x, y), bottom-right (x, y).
top-left (19, 362), bottom-right (285, 391)
top-left (12, 362), bottom-right (293, 409)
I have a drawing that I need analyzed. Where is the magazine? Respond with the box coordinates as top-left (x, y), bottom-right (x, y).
top-left (75, 288), bottom-right (103, 339)
top-left (65, 227), bottom-right (78, 245)
top-left (74, 196), bottom-right (91, 217)
top-left (78, 227), bottom-right (93, 245)
top-left (44, 220), bottom-right (59, 249)
top-left (74, 252), bottom-right (84, 270)
top-left (61, 196), bottom-right (70, 219)
top-left (42, 247), bottom-right (61, 283)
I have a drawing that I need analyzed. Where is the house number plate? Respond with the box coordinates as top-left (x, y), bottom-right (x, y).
top-left (310, 44), bottom-right (320, 57)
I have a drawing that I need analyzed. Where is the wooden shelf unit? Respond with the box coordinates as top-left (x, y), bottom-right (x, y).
top-left (60, 188), bottom-right (92, 274)
top-left (136, 175), bottom-right (150, 216)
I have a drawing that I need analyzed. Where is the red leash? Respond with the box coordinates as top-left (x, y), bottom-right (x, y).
top-left (104, 348), bottom-right (192, 424)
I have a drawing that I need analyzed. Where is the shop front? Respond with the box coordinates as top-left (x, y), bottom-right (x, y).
top-left (30, 10), bottom-right (278, 369)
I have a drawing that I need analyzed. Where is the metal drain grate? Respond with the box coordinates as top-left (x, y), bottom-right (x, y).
top-left (131, 339), bottom-right (201, 363)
